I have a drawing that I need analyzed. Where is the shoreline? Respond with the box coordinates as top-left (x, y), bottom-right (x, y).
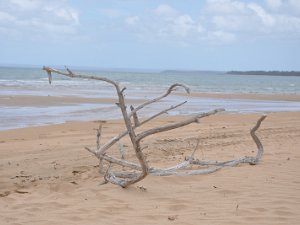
top-left (181, 92), bottom-right (300, 102)
top-left (1, 92), bottom-right (300, 131)
top-left (1, 92), bottom-right (299, 107)
top-left (1, 91), bottom-right (299, 107)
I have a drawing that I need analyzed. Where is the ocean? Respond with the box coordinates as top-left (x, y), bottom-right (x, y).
top-left (1, 66), bottom-right (300, 130)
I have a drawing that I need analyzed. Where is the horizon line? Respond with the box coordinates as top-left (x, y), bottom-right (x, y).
top-left (0, 63), bottom-right (299, 73)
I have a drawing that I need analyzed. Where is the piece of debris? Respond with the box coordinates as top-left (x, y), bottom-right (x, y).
top-left (168, 215), bottom-right (178, 221)
top-left (15, 189), bottom-right (29, 194)
top-left (0, 191), bottom-right (10, 197)
top-left (137, 185), bottom-right (147, 191)
top-left (42, 66), bottom-right (267, 188)
top-left (72, 170), bottom-right (81, 175)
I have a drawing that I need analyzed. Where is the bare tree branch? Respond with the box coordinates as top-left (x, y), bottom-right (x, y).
top-left (250, 114), bottom-right (267, 164)
top-left (43, 66), bottom-right (118, 88)
top-left (130, 105), bottom-right (140, 127)
top-left (128, 83), bottom-right (190, 118)
top-left (96, 124), bottom-right (102, 151)
top-left (136, 109), bottom-right (225, 142)
top-left (140, 101), bottom-right (187, 126)
top-left (43, 66), bottom-right (266, 188)
top-left (96, 101), bottom-right (188, 155)
top-left (118, 141), bottom-right (125, 160)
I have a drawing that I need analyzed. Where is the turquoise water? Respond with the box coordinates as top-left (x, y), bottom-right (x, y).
top-left (1, 66), bottom-right (300, 130)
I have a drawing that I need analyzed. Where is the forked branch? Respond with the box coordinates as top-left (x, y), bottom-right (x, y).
top-left (43, 66), bottom-right (267, 188)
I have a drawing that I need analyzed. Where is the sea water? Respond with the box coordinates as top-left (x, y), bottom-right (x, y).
top-left (1, 66), bottom-right (300, 130)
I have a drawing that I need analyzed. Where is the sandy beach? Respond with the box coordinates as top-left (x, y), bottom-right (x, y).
top-left (0, 93), bottom-right (300, 225)
top-left (1, 0), bottom-right (300, 223)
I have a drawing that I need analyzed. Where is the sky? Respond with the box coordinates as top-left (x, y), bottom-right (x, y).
top-left (0, 0), bottom-right (299, 71)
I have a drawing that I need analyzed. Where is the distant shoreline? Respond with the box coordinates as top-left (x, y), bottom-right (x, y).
top-left (1, 65), bottom-right (300, 77)
top-left (226, 71), bottom-right (300, 77)
top-left (162, 70), bottom-right (300, 77)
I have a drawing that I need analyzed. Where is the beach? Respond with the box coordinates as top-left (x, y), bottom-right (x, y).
top-left (1, 92), bottom-right (300, 225)
top-left (1, 0), bottom-right (300, 223)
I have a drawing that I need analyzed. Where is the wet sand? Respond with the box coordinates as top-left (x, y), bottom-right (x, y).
top-left (182, 92), bottom-right (300, 102)
top-left (1, 92), bottom-right (299, 108)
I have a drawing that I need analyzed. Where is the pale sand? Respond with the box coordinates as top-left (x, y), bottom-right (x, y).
top-left (0, 109), bottom-right (300, 225)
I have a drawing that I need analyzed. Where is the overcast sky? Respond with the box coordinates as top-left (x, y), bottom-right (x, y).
top-left (0, 0), bottom-right (299, 71)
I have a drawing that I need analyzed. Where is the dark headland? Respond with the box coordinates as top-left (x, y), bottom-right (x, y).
top-left (161, 70), bottom-right (300, 77)
top-left (227, 71), bottom-right (300, 77)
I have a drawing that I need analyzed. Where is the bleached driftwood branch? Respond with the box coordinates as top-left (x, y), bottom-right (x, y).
top-left (43, 66), bottom-right (266, 188)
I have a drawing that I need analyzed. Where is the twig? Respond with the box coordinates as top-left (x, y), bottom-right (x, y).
top-left (96, 124), bottom-right (102, 150)
top-left (190, 137), bottom-right (201, 159)
top-left (118, 141), bottom-right (125, 160)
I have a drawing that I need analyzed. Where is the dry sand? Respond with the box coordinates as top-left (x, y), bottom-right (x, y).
top-left (0, 96), bottom-right (300, 224)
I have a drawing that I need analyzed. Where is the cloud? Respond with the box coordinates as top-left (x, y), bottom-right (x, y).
top-left (154, 4), bottom-right (178, 18)
top-left (0, 11), bottom-right (16, 22)
top-left (123, 1), bottom-right (300, 46)
top-left (212, 15), bottom-right (242, 31)
top-left (125, 16), bottom-right (140, 26)
top-left (205, 0), bottom-right (247, 14)
top-left (99, 8), bottom-right (125, 19)
top-left (44, 5), bottom-right (79, 24)
top-left (125, 4), bottom-right (232, 45)
top-left (247, 3), bottom-right (275, 27)
top-left (172, 15), bottom-right (196, 37)
top-left (205, 0), bottom-right (300, 37)
top-left (10, 0), bottom-right (40, 10)
top-left (288, 0), bottom-right (300, 14)
top-left (265, 0), bottom-right (282, 10)
top-left (2, 0), bottom-right (298, 47)
top-left (0, 0), bottom-right (80, 41)
top-left (211, 30), bottom-right (236, 42)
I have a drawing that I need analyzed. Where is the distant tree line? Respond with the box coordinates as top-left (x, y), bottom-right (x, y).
top-left (227, 71), bottom-right (300, 76)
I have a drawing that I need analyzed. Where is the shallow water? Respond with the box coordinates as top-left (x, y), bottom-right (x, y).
top-left (1, 67), bottom-right (300, 130)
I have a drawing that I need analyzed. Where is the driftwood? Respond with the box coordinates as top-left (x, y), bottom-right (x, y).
top-left (43, 66), bottom-right (267, 188)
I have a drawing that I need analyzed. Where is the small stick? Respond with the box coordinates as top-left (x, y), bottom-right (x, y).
top-left (118, 141), bottom-right (125, 160)
top-left (96, 124), bottom-right (102, 150)
top-left (190, 137), bottom-right (201, 159)
top-left (130, 105), bottom-right (140, 127)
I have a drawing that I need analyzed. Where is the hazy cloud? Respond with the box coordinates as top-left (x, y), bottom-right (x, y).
top-left (0, 0), bottom-right (298, 70)
top-left (154, 4), bottom-right (178, 18)
top-left (0, 0), bottom-right (79, 41)
top-left (126, 4), bottom-right (219, 45)
top-left (1, 0), bottom-right (299, 47)
top-left (205, 0), bottom-right (300, 39)
top-left (99, 8), bottom-right (125, 19)
top-left (125, 16), bottom-right (140, 26)
top-left (123, 0), bottom-right (300, 46)
top-left (265, 0), bottom-right (282, 10)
